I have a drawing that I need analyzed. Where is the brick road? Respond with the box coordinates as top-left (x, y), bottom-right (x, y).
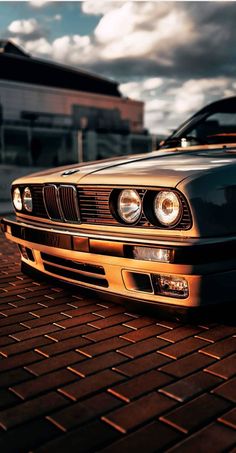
top-left (0, 232), bottom-right (235, 453)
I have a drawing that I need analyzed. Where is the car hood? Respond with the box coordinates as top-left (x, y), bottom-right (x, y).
top-left (14, 145), bottom-right (236, 188)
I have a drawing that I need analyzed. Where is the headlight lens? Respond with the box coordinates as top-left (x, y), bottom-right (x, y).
top-left (118, 189), bottom-right (142, 224)
top-left (154, 191), bottom-right (181, 226)
top-left (22, 187), bottom-right (33, 212)
top-left (12, 187), bottom-right (22, 211)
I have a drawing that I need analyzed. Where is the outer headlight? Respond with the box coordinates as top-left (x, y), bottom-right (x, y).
top-left (12, 187), bottom-right (22, 211)
top-left (117, 189), bottom-right (142, 224)
top-left (154, 191), bottom-right (181, 226)
top-left (22, 187), bottom-right (33, 212)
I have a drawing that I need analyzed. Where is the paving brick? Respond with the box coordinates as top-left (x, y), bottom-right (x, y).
top-left (20, 313), bottom-right (68, 328)
top-left (0, 323), bottom-right (26, 337)
top-left (158, 326), bottom-right (204, 343)
top-left (93, 305), bottom-right (127, 318)
top-left (29, 303), bottom-right (76, 317)
top-left (160, 370), bottom-right (223, 402)
top-left (88, 313), bottom-right (132, 329)
top-left (218, 407), bottom-right (236, 429)
top-left (167, 422), bottom-right (236, 453)
top-left (160, 393), bottom-right (232, 434)
top-left (212, 377), bottom-right (236, 402)
top-left (117, 337), bottom-right (169, 359)
top-left (114, 352), bottom-right (172, 377)
top-left (159, 337), bottom-right (209, 359)
top-left (205, 353), bottom-right (236, 379)
top-left (59, 369), bottom-right (124, 401)
top-left (0, 350), bottom-right (43, 372)
top-left (0, 391), bottom-right (69, 430)
top-left (0, 303), bottom-right (14, 311)
top-left (26, 351), bottom-right (84, 376)
top-left (77, 337), bottom-right (129, 358)
top-left (0, 288), bottom-right (32, 298)
top-left (195, 325), bottom-right (236, 342)
top-left (83, 325), bottom-right (132, 342)
top-left (159, 352), bottom-right (216, 378)
top-left (69, 351), bottom-right (128, 377)
top-left (0, 336), bottom-right (53, 357)
top-left (102, 392), bottom-right (176, 433)
top-left (46, 324), bottom-right (95, 341)
top-left (10, 324), bottom-right (61, 341)
top-left (0, 389), bottom-right (21, 410)
top-left (61, 304), bottom-right (104, 317)
top-left (121, 324), bottom-right (168, 343)
top-left (99, 421), bottom-right (181, 453)
top-left (53, 313), bottom-right (101, 329)
top-left (122, 316), bottom-right (156, 330)
top-left (0, 368), bottom-right (32, 387)
top-left (0, 336), bottom-right (16, 347)
top-left (7, 297), bottom-right (49, 307)
top-left (199, 337), bottom-right (236, 359)
top-left (109, 369), bottom-right (173, 402)
top-left (35, 336), bottom-right (90, 357)
top-left (10, 369), bottom-right (77, 400)
top-left (48, 392), bottom-right (122, 431)
top-left (0, 312), bottom-right (35, 327)
top-left (0, 418), bottom-right (61, 453)
top-left (34, 420), bottom-right (120, 453)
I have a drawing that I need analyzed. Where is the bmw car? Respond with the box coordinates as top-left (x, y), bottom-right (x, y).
top-left (2, 96), bottom-right (236, 316)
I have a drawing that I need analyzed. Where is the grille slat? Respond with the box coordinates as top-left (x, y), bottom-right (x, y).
top-left (43, 185), bottom-right (61, 220)
top-left (59, 186), bottom-right (80, 222)
top-left (78, 187), bottom-right (114, 224)
top-left (41, 253), bottom-right (105, 275)
top-left (44, 263), bottom-right (108, 288)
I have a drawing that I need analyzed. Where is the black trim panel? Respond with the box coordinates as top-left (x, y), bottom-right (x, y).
top-left (11, 224), bottom-right (72, 250)
top-left (2, 217), bottom-right (236, 265)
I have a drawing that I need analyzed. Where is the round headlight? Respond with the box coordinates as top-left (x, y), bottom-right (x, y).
top-left (154, 191), bottom-right (181, 226)
top-left (117, 189), bottom-right (142, 224)
top-left (22, 187), bottom-right (33, 212)
top-left (12, 187), bottom-right (22, 211)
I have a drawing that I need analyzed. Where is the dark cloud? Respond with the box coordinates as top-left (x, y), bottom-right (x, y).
top-left (86, 2), bottom-right (236, 83)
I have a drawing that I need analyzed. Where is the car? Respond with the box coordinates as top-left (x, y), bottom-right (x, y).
top-left (2, 96), bottom-right (236, 318)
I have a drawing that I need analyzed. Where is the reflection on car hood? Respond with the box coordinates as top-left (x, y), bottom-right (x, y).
top-left (14, 145), bottom-right (236, 188)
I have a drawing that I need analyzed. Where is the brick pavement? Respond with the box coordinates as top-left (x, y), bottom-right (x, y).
top-left (0, 232), bottom-right (235, 453)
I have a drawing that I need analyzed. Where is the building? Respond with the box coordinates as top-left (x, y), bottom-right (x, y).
top-left (0, 40), bottom-right (152, 169)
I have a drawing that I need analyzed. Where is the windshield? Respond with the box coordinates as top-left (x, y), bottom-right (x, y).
top-left (162, 97), bottom-right (236, 148)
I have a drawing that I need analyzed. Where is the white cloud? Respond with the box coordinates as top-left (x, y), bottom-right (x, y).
top-left (22, 37), bottom-right (52, 55)
top-left (143, 78), bottom-right (163, 91)
top-left (94, 3), bottom-right (194, 61)
top-left (29, 0), bottom-right (50, 7)
top-left (170, 78), bottom-right (231, 114)
top-left (8, 18), bottom-right (40, 35)
top-left (82, 1), bottom-right (126, 16)
top-left (120, 78), bottom-right (163, 101)
top-left (50, 35), bottom-right (92, 64)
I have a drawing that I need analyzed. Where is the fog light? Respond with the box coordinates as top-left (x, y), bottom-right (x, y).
top-left (153, 274), bottom-right (189, 298)
top-left (133, 246), bottom-right (173, 263)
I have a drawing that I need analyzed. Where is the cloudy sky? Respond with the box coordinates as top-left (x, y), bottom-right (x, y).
top-left (1, 0), bottom-right (236, 134)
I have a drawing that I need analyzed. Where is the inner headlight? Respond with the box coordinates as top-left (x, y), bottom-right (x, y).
top-left (22, 187), bottom-right (33, 212)
top-left (12, 187), bottom-right (22, 211)
top-left (154, 191), bottom-right (181, 226)
top-left (118, 189), bottom-right (142, 224)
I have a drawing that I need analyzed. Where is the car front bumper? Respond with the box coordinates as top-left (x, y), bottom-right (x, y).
top-left (1, 215), bottom-right (236, 309)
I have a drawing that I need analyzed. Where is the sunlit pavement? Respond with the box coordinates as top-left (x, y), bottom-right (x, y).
top-left (0, 232), bottom-right (235, 453)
